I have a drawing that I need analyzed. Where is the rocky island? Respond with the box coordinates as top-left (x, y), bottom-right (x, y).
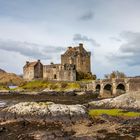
top-left (0, 44), bottom-right (140, 139)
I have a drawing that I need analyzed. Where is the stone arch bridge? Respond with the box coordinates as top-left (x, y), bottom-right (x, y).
top-left (87, 78), bottom-right (140, 96)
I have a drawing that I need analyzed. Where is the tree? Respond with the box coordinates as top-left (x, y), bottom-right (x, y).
top-left (104, 71), bottom-right (126, 79)
top-left (76, 71), bottom-right (96, 80)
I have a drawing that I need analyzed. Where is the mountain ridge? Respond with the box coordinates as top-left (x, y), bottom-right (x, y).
top-left (0, 68), bottom-right (24, 86)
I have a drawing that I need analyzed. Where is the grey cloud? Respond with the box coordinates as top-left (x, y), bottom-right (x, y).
top-left (108, 31), bottom-right (140, 66)
top-left (73, 34), bottom-right (100, 47)
top-left (79, 11), bottom-right (94, 21)
top-left (110, 37), bottom-right (122, 42)
top-left (0, 0), bottom-right (95, 23)
top-left (0, 39), bottom-right (65, 60)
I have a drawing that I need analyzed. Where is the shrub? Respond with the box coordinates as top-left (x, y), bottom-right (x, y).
top-left (61, 82), bottom-right (68, 89)
top-left (49, 84), bottom-right (58, 90)
top-left (68, 83), bottom-right (80, 89)
top-left (76, 71), bottom-right (96, 80)
top-left (0, 84), bottom-right (9, 90)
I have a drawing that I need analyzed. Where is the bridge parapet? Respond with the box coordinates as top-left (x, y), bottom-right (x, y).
top-left (114, 78), bottom-right (125, 83)
top-left (101, 79), bottom-right (112, 82)
top-left (128, 78), bottom-right (140, 91)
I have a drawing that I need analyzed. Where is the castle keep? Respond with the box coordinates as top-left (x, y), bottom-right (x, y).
top-left (23, 43), bottom-right (91, 81)
top-left (61, 43), bottom-right (91, 74)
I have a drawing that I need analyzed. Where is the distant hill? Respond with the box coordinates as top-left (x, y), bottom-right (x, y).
top-left (0, 69), bottom-right (24, 86)
top-left (0, 68), bottom-right (6, 73)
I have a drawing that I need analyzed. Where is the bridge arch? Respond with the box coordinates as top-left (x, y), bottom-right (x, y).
top-left (95, 84), bottom-right (101, 92)
top-left (103, 84), bottom-right (112, 94)
top-left (116, 83), bottom-right (126, 94)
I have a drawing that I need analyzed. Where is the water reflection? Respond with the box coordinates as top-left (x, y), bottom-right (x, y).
top-left (9, 86), bottom-right (18, 89)
top-left (0, 101), bottom-right (6, 107)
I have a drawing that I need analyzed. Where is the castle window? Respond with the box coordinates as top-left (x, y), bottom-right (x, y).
top-left (54, 74), bottom-right (57, 79)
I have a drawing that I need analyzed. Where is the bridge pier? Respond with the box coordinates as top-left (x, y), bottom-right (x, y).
top-left (112, 79), bottom-right (117, 95)
top-left (125, 78), bottom-right (130, 93)
top-left (100, 81), bottom-right (104, 97)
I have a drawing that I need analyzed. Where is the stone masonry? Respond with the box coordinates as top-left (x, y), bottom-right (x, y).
top-left (61, 43), bottom-right (91, 74)
top-left (23, 43), bottom-right (92, 81)
top-left (87, 77), bottom-right (140, 96)
top-left (23, 60), bottom-right (43, 80)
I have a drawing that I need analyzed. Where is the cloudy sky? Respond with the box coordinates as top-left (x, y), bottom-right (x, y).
top-left (0, 0), bottom-right (140, 78)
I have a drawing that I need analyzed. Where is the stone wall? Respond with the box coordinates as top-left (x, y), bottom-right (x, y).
top-left (34, 62), bottom-right (43, 79)
top-left (43, 64), bottom-right (76, 81)
top-left (23, 67), bottom-right (34, 80)
top-left (43, 64), bottom-right (60, 80)
top-left (75, 53), bottom-right (91, 73)
top-left (23, 61), bottom-right (43, 81)
top-left (129, 78), bottom-right (140, 92)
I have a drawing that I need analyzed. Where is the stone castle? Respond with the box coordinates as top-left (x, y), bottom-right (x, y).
top-left (23, 43), bottom-right (92, 81)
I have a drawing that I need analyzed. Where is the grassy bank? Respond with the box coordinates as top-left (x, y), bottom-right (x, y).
top-left (89, 109), bottom-right (140, 118)
top-left (17, 80), bottom-right (84, 91)
top-left (0, 85), bottom-right (9, 90)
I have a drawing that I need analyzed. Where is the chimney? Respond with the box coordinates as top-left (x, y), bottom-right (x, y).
top-left (26, 61), bottom-right (29, 65)
top-left (79, 43), bottom-right (83, 48)
top-left (38, 59), bottom-right (40, 62)
top-left (68, 46), bottom-right (72, 50)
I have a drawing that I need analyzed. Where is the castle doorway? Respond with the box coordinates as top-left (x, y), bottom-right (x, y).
top-left (54, 74), bottom-right (57, 79)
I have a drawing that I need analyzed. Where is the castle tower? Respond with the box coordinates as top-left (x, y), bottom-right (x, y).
top-left (61, 43), bottom-right (91, 74)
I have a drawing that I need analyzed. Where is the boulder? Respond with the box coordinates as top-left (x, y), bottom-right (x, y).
top-left (3, 102), bottom-right (87, 122)
top-left (75, 92), bottom-right (86, 96)
top-left (89, 91), bottom-right (140, 110)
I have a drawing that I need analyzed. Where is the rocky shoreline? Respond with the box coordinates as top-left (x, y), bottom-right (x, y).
top-left (0, 111), bottom-right (140, 139)
top-left (0, 91), bottom-right (140, 139)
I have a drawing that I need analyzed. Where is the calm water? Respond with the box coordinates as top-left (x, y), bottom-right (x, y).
top-left (9, 86), bottom-right (18, 89)
top-left (0, 101), bottom-right (6, 107)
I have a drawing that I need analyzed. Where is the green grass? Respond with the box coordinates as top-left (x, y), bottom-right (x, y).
top-left (89, 109), bottom-right (140, 118)
top-left (19, 80), bottom-right (81, 92)
top-left (20, 80), bottom-right (49, 91)
top-left (37, 102), bottom-right (53, 106)
top-left (78, 79), bottom-right (94, 83)
top-left (67, 83), bottom-right (80, 90)
top-left (0, 85), bottom-right (9, 90)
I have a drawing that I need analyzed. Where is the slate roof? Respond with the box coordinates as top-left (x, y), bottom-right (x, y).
top-left (23, 61), bottom-right (38, 68)
top-left (62, 46), bottom-right (88, 57)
